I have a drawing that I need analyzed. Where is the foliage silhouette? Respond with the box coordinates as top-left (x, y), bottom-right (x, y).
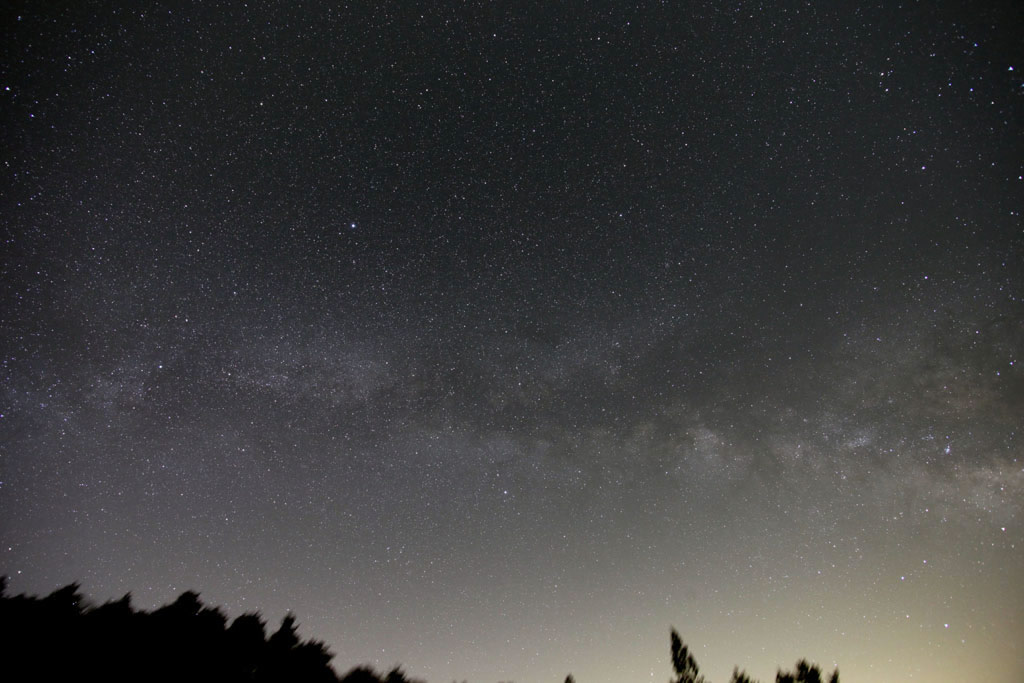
top-left (0, 579), bottom-right (422, 683)
top-left (383, 667), bottom-right (422, 683)
top-left (670, 628), bottom-right (707, 683)
top-left (730, 668), bottom-right (757, 683)
top-left (1, 579), bottom-right (839, 683)
top-left (775, 659), bottom-right (839, 683)
top-left (669, 630), bottom-right (838, 683)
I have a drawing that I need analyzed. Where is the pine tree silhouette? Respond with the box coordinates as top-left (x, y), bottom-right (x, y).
top-left (670, 629), bottom-right (706, 683)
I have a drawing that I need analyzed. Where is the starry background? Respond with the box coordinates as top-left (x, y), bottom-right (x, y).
top-left (2, 1), bottom-right (1023, 681)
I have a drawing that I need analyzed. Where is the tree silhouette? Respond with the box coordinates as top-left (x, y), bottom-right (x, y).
top-left (1, 579), bottom-right (841, 683)
top-left (226, 611), bottom-right (267, 678)
top-left (269, 613), bottom-right (301, 651)
top-left (0, 580), bottom-right (363, 682)
top-left (776, 660), bottom-right (838, 683)
top-left (340, 665), bottom-right (388, 683)
top-left (384, 666), bottom-right (424, 683)
top-left (730, 668), bottom-right (757, 683)
top-left (667, 628), bottom-right (837, 683)
top-left (670, 629), bottom-right (706, 683)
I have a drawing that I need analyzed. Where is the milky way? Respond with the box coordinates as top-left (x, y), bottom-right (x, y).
top-left (2, 2), bottom-right (1022, 681)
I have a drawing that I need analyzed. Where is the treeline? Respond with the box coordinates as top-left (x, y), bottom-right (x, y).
top-left (670, 628), bottom-right (839, 683)
top-left (1, 580), bottom-right (837, 682)
top-left (0, 579), bottom-right (419, 683)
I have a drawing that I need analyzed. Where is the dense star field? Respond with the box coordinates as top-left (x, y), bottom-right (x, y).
top-left (2, 2), bottom-right (1022, 681)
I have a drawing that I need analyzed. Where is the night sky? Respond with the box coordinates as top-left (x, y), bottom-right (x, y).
top-left (2, 2), bottom-right (1023, 681)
